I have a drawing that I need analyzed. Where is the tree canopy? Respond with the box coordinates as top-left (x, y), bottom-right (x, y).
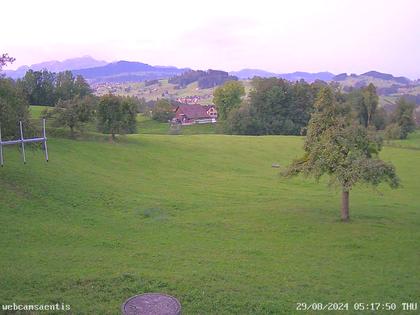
top-left (47, 96), bottom-right (96, 137)
top-left (225, 78), bottom-right (319, 135)
top-left (391, 97), bottom-right (416, 139)
top-left (0, 53), bottom-right (31, 139)
top-left (152, 98), bottom-right (175, 122)
top-left (97, 94), bottom-right (137, 140)
top-left (169, 70), bottom-right (238, 89)
top-left (345, 83), bottom-right (379, 128)
top-left (213, 80), bottom-right (245, 120)
top-left (0, 78), bottom-right (30, 139)
top-left (18, 70), bottom-right (91, 106)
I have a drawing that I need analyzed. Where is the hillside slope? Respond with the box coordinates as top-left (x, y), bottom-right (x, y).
top-left (0, 134), bottom-right (419, 314)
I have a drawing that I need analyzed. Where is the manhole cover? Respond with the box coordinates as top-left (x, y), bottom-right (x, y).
top-left (122, 293), bottom-right (181, 315)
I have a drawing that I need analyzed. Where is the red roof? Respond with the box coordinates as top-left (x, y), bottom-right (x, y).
top-left (175, 104), bottom-right (212, 119)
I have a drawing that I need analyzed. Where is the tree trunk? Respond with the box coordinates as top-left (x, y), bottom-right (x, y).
top-left (341, 190), bottom-right (350, 222)
top-left (109, 132), bottom-right (116, 143)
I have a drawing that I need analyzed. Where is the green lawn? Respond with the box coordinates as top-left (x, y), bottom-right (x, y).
top-left (386, 131), bottom-right (420, 150)
top-left (136, 114), bottom-right (217, 135)
top-left (29, 105), bottom-right (50, 119)
top-left (0, 133), bottom-right (419, 314)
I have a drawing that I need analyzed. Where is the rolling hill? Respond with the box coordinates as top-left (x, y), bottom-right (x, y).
top-left (333, 71), bottom-right (413, 88)
top-left (332, 71), bottom-right (420, 108)
top-left (333, 71), bottom-right (411, 85)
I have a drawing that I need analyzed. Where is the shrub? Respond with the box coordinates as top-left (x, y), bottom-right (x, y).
top-left (152, 99), bottom-right (174, 122)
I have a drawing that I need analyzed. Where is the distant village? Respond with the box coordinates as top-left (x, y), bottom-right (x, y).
top-left (90, 77), bottom-right (420, 127)
top-left (91, 81), bottom-right (219, 125)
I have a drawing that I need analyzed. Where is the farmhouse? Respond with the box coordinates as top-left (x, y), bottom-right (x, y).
top-left (174, 104), bottom-right (218, 125)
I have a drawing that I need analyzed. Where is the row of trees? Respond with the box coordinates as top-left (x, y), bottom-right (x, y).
top-left (215, 78), bottom-right (327, 135)
top-left (214, 78), bottom-right (417, 139)
top-left (17, 70), bottom-right (91, 106)
top-left (46, 94), bottom-right (138, 139)
top-left (1, 54), bottom-right (138, 140)
top-left (1, 75), bottom-right (138, 140)
top-left (345, 84), bottom-right (416, 139)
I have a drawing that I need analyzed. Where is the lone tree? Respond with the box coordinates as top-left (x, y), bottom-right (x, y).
top-left (283, 87), bottom-right (399, 221)
top-left (362, 83), bottom-right (379, 127)
top-left (97, 94), bottom-right (137, 140)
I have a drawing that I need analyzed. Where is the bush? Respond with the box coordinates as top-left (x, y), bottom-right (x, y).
top-left (152, 99), bottom-right (174, 122)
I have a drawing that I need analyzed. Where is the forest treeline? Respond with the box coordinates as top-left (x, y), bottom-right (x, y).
top-left (213, 78), bottom-right (417, 140)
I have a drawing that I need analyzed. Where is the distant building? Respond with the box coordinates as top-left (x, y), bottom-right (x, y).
top-left (174, 104), bottom-right (218, 125)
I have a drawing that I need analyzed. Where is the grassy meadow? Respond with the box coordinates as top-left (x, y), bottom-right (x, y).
top-left (0, 115), bottom-right (419, 313)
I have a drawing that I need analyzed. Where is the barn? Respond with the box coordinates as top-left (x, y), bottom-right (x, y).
top-left (174, 104), bottom-right (218, 125)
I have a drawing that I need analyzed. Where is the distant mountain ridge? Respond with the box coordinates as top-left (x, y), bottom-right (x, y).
top-left (229, 69), bottom-right (335, 82)
top-left (72, 61), bottom-right (189, 83)
top-left (4, 56), bottom-right (107, 79)
top-left (2, 56), bottom-right (417, 87)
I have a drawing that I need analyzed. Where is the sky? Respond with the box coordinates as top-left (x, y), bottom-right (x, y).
top-left (2, 0), bottom-right (420, 78)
